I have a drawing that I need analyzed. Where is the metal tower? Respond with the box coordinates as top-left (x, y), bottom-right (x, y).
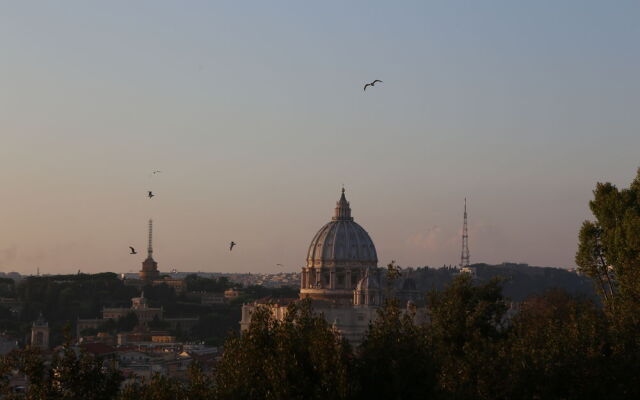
top-left (460, 198), bottom-right (470, 267)
top-left (147, 219), bottom-right (153, 257)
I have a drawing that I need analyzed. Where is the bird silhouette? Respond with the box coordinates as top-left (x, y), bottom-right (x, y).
top-left (152, 170), bottom-right (162, 174)
top-left (364, 80), bottom-right (383, 91)
top-left (276, 263), bottom-right (283, 267)
top-left (129, 246), bottom-right (137, 255)
top-left (229, 241), bottom-right (236, 251)
top-left (148, 191), bottom-right (155, 199)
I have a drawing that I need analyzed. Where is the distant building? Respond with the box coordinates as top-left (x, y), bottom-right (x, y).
top-left (459, 266), bottom-right (477, 278)
top-left (102, 292), bottom-right (163, 324)
top-left (77, 292), bottom-right (198, 337)
top-left (200, 292), bottom-right (226, 305)
top-left (155, 278), bottom-right (186, 294)
top-left (31, 313), bottom-right (50, 350)
top-left (224, 288), bottom-right (241, 301)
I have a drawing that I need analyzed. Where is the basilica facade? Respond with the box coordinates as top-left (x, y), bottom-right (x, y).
top-left (241, 189), bottom-right (422, 345)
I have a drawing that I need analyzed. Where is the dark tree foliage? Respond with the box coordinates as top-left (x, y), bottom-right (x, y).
top-left (147, 314), bottom-right (169, 330)
top-left (233, 284), bottom-right (299, 304)
top-left (190, 307), bottom-right (241, 346)
top-left (214, 299), bottom-right (353, 400)
top-left (0, 339), bottom-right (122, 399)
top-left (426, 274), bottom-right (508, 400)
top-left (575, 167), bottom-right (640, 398)
top-left (118, 362), bottom-right (214, 400)
top-left (183, 274), bottom-right (234, 293)
top-left (0, 278), bottom-right (15, 298)
top-left (502, 290), bottom-right (612, 400)
top-left (355, 298), bottom-right (436, 400)
top-left (576, 169), bottom-right (640, 313)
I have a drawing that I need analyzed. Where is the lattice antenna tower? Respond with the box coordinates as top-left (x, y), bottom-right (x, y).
top-left (147, 219), bottom-right (153, 257)
top-left (460, 198), bottom-right (470, 267)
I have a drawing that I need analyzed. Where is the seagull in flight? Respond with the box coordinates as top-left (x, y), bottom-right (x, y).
top-left (364, 80), bottom-right (382, 91)
top-left (229, 241), bottom-right (236, 251)
top-left (152, 170), bottom-right (162, 175)
top-left (129, 246), bottom-right (137, 255)
top-left (148, 191), bottom-right (155, 199)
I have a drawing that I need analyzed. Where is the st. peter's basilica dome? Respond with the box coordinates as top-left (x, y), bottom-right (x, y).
top-left (306, 188), bottom-right (378, 268)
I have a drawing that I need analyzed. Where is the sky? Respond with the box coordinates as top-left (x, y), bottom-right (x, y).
top-left (1, 1), bottom-right (639, 275)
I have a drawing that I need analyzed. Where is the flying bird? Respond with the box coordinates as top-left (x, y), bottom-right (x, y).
top-left (152, 170), bottom-right (162, 175)
top-left (129, 246), bottom-right (137, 255)
top-left (363, 80), bottom-right (382, 91)
top-left (276, 263), bottom-right (283, 267)
top-left (229, 241), bottom-right (236, 251)
top-left (148, 191), bottom-right (155, 199)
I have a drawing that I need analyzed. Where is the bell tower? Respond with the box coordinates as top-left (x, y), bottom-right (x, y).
top-left (31, 313), bottom-right (50, 350)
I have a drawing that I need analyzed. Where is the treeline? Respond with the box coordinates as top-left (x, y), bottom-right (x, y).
top-left (407, 262), bottom-right (596, 302)
top-left (194, 275), bottom-right (640, 400)
top-left (3, 275), bottom-right (639, 399)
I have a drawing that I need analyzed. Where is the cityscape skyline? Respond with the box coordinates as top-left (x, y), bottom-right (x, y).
top-left (1, 1), bottom-right (639, 274)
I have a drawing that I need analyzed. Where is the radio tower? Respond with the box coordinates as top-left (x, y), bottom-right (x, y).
top-left (460, 198), bottom-right (470, 267)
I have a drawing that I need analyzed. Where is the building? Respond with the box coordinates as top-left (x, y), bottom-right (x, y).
top-left (30, 313), bottom-right (50, 350)
top-left (300, 188), bottom-right (378, 305)
top-left (200, 292), bottom-right (226, 305)
top-left (77, 292), bottom-right (198, 337)
top-left (241, 189), bottom-right (425, 346)
top-left (224, 288), bottom-right (241, 301)
top-left (102, 292), bottom-right (163, 324)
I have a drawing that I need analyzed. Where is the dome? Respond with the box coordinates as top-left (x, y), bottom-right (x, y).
top-left (355, 268), bottom-right (380, 292)
top-left (306, 189), bottom-right (378, 268)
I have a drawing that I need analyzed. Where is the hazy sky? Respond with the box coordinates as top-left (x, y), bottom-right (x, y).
top-left (1, 1), bottom-right (639, 275)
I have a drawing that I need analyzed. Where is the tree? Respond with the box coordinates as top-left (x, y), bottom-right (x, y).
top-left (355, 298), bottom-right (436, 400)
top-left (118, 373), bottom-right (182, 400)
top-left (576, 167), bottom-right (640, 398)
top-left (0, 335), bottom-right (122, 399)
top-left (576, 221), bottom-right (616, 308)
top-left (426, 274), bottom-right (508, 400)
top-left (117, 312), bottom-right (139, 332)
top-left (503, 290), bottom-right (611, 400)
top-left (214, 299), bottom-right (353, 400)
top-left (577, 168), bottom-right (640, 314)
